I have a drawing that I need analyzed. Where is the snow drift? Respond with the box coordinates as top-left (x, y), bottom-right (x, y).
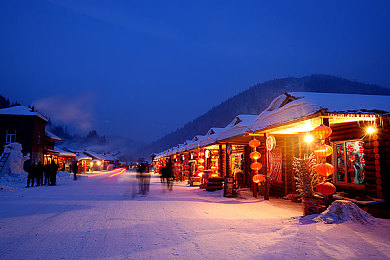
top-left (313, 200), bottom-right (378, 224)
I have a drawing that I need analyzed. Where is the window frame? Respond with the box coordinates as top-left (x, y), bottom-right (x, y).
top-left (332, 139), bottom-right (365, 186)
top-left (5, 130), bottom-right (16, 144)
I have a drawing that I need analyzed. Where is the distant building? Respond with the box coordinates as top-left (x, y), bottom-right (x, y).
top-left (0, 106), bottom-right (47, 163)
top-left (44, 130), bottom-right (62, 164)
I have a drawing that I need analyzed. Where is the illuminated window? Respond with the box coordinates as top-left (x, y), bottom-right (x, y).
top-left (6, 130), bottom-right (16, 143)
top-left (335, 140), bottom-right (365, 184)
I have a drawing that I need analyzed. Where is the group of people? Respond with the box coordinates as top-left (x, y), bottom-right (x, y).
top-left (24, 160), bottom-right (58, 187)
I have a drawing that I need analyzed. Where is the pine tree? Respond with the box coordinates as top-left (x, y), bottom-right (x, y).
top-left (293, 153), bottom-right (320, 198)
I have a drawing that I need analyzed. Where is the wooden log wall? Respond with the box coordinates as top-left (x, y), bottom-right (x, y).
top-left (243, 145), bottom-right (252, 188)
top-left (219, 145), bottom-right (226, 178)
top-left (267, 135), bottom-right (302, 197)
top-left (379, 117), bottom-right (390, 201)
top-left (330, 118), bottom-right (390, 199)
top-left (362, 132), bottom-right (382, 198)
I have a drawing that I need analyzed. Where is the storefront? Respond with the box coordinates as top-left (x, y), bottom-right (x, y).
top-left (54, 147), bottom-right (76, 172)
top-left (248, 92), bottom-right (390, 201)
top-left (154, 92), bottom-right (390, 203)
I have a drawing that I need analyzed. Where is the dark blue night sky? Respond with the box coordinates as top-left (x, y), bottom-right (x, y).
top-left (1, 0), bottom-right (389, 141)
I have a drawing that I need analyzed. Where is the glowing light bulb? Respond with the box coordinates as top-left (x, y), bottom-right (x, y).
top-left (304, 134), bottom-right (314, 143)
top-left (366, 126), bottom-right (376, 134)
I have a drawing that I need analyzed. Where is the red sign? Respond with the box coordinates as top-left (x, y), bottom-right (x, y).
top-left (269, 147), bottom-right (282, 184)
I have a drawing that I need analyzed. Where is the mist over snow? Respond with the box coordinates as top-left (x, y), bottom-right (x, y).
top-left (33, 93), bottom-right (96, 133)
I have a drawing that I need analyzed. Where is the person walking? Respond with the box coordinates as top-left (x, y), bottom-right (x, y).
top-left (72, 161), bottom-right (78, 180)
top-left (49, 160), bottom-right (58, 186)
top-left (143, 164), bottom-right (151, 195)
top-left (162, 160), bottom-right (173, 191)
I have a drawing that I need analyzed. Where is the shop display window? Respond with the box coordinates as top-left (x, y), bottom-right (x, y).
top-left (335, 140), bottom-right (365, 184)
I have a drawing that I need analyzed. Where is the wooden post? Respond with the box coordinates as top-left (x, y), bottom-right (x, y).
top-left (264, 133), bottom-right (270, 200)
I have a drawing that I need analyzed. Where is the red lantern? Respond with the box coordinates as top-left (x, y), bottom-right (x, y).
top-left (197, 158), bottom-right (204, 164)
top-left (211, 150), bottom-right (219, 155)
top-left (183, 165), bottom-right (190, 170)
top-left (315, 163), bottom-right (334, 177)
top-left (316, 182), bottom-right (336, 195)
top-left (250, 162), bottom-right (262, 171)
top-left (313, 124), bottom-right (332, 140)
top-left (183, 170), bottom-right (190, 175)
top-left (198, 152), bottom-right (205, 157)
top-left (252, 174), bottom-right (265, 183)
top-left (183, 160), bottom-right (189, 164)
top-left (211, 166), bottom-right (217, 171)
top-left (250, 151), bottom-right (261, 160)
top-left (198, 165), bottom-right (204, 171)
top-left (314, 144), bottom-right (333, 157)
top-left (249, 139), bottom-right (260, 148)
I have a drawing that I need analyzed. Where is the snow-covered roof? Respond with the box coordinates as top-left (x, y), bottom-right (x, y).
top-left (75, 153), bottom-right (92, 161)
top-left (0, 106), bottom-right (48, 121)
top-left (84, 150), bottom-right (106, 160)
top-left (250, 92), bottom-right (390, 132)
top-left (84, 150), bottom-right (119, 161)
top-left (45, 130), bottom-right (62, 141)
top-left (102, 153), bottom-right (119, 161)
top-left (178, 144), bottom-right (186, 153)
top-left (216, 114), bottom-right (257, 142)
top-left (186, 135), bottom-right (205, 151)
top-left (54, 147), bottom-right (76, 157)
top-left (199, 127), bottom-right (224, 147)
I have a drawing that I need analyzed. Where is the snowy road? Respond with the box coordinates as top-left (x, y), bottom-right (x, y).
top-left (1, 170), bottom-right (390, 260)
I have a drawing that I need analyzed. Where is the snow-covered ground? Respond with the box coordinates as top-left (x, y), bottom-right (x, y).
top-left (1, 170), bottom-right (389, 260)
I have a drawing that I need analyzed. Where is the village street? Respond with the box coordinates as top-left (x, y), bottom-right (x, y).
top-left (1, 170), bottom-right (390, 260)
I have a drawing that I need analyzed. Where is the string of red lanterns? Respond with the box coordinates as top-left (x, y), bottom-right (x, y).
top-left (249, 137), bottom-right (264, 183)
top-left (312, 123), bottom-right (336, 195)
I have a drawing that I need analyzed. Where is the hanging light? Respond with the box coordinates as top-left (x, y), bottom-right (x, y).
top-left (250, 162), bottom-right (262, 171)
top-left (304, 134), bottom-right (314, 143)
top-left (314, 144), bottom-right (333, 157)
top-left (252, 174), bottom-right (265, 183)
top-left (197, 158), bottom-right (204, 164)
top-left (313, 124), bottom-right (332, 140)
top-left (211, 150), bottom-right (219, 155)
top-left (315, 163), bottom-right (334, 177)
top-left (249, 139), bottom-right (260, 148)
top-left (366, 126), bottom-right (376, 134)
top-left (250, 151), bottom-right (261, 160)
top-left (198, 165), bottom-right (204, 171)
top-left (316, 182), bottom-right (336, 195)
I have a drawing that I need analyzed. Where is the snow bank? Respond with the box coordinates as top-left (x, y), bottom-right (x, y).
top-left (0, 171), bottom-right (74, 192)
top-left (313, 200), bottom-right (378, 224)
top-left (0, 172), bottom-right (27, 191)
